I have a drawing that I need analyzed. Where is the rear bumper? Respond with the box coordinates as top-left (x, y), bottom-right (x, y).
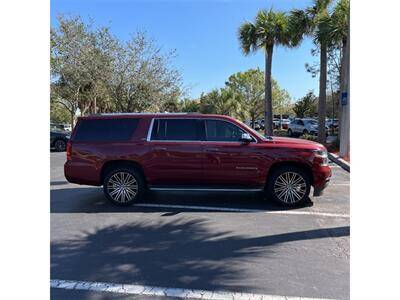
top-left (312, 165), bottom-right (332, 196)
top-left (64, 161), bottom-right (102, 186)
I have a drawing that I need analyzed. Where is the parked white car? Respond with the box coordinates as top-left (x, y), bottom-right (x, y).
top-left (287, 118), bottom-right (328, 137)
top-left (50, 123), bottom-right (72, 132)
top-left (326, 118), bottom-right (339, 129)
top-left (280, 119), bottom-right (291, 129)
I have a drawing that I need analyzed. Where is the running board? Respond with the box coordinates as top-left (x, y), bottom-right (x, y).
top-left (149, 187), bottom-right (264, 192)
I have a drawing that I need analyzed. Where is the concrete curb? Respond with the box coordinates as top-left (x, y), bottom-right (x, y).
top-left (328, 152), bottom-right (350, 172)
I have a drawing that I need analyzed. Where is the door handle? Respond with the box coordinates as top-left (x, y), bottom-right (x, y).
top-left (154, 147), bottom-right (167, 151)
top-left (205, 148), bottom-right (220, 152)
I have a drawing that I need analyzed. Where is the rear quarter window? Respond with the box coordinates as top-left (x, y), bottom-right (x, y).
top-left (73, 118), bottom-right (139, 142)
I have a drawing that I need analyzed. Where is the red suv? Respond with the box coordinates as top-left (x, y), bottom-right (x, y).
top-left (64, 113), bottom-right (331, 207)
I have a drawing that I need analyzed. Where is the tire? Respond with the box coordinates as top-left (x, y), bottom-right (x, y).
top-left (266, 165), bottom-right (311, 207)
top-left (302, 129), bottom-right (309, 135)
top-left (54, 139), bottom-right (67, 152)
top-left (103, 167), bottom-right (145, 206)
top-left (287, 129), bottom-right (293, 137)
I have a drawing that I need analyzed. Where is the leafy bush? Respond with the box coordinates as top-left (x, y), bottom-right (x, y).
top-left (301, 134), bottom-right (319, 142)
top-left (273, 129), bottom-right (289, 137)
top-left (327, 136), bottom-right (340, 152)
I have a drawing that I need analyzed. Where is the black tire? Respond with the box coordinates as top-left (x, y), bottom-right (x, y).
top-left (302, 129), bottom-right (309, 135)
top-left (103, 167), bottom-right (145, 206)
top-left (54, 139), bottom-right (67, 152)
top-left (266, 165), bottom-right (311, 207)
top-left (287, 129), bottom-right (293, 137)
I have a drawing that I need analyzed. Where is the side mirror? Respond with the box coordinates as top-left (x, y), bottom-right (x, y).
top-left (240, 133), bottom-right (252, 144)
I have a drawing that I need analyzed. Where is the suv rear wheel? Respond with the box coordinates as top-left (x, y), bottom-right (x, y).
top-left (103, 167), bottom-right (145, 206)
top-left (266, 166), bottom-right (311, 207)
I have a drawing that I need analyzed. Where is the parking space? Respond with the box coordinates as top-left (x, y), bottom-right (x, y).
top-left (50, 152), bottom-right (349, 299)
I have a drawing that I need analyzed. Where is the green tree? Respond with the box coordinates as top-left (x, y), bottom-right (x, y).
top-left (293, 92), bottom-right (318, 118)
top-left (180, 98), bottom-right (200, 112)
top-left (162, 97), bottom-right (181, 112)
top-left (272, 79), bottom-right (292, 117)
top-left (51, 15), bottom-right (92, 127)
top-left (51, 14), bottom-right (183, 123)
top-left (226, 69), bottom-right (292, 127)
top-left (289, 0), bottom-right (334, 142)
top-left (50, 102), bottom-right (71, 124)
top-left (106, 32), bottom-right (182, 113)
top-left (225, 68), bottom-right (264, 128)
top-left (199, 88), bottom-right (241, 118)
top-left (238, 9), bottom-right (294, 136)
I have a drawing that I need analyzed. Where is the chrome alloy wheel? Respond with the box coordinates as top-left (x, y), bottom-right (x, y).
top-left (107, 172), bottom-right (138, 203)
top-left (273, 172), bottom-right (307, 204)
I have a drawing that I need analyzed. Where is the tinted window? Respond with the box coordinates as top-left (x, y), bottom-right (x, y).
top-left (74, 118), bottom-right (139, 142)
top-left (206, 120), bottom-right (245, 142)
top-left (151, 119), bottom-right (200, 141)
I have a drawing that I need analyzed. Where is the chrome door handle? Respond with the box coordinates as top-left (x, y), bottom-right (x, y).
top-left (205, 148), bottom-right (220, 152)
top-left (154, 147), bottom-right (167, 151)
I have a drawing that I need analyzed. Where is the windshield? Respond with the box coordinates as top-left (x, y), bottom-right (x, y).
top-left (306, 119), bottom-right (318, 125)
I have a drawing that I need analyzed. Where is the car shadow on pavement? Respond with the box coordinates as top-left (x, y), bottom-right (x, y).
top-left (50, 180), bottom-right (70, 186)
top-left (51, 217), bottom-right (349, 293)
top-left (50, 187), bottom-right (313, 214)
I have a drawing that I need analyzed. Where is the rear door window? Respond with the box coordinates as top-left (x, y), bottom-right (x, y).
top-left (74, 118), bottom-right (139, 142)
top-left (150, 119), bottom-right (202, 141)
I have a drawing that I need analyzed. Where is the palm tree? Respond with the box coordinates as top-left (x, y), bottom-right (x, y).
top-left (238, 9), bottom-right (292, 136)
top-left (289, 0), bottom-right (333, 143)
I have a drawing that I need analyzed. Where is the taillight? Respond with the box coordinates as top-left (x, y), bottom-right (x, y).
top-left (66, 141), bottom-right (72, 161)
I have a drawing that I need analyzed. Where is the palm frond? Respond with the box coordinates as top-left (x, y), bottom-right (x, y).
top-left (288, 9), bottom-right (312, 46)
top-left (238, 21), bottom-right (258, 55)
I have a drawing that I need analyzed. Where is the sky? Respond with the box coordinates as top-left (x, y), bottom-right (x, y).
top-left (50, 0), bottom-right (319, 102)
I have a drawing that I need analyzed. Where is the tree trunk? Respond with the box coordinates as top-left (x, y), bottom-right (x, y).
top-left (318, 43), bottom-right (327, 143)
top-left (94, 95), bottom-right (97, 114)
top-left (264, 46), bottom-right (274, 136)
top-left (70, 111), bottom-right (75, 129)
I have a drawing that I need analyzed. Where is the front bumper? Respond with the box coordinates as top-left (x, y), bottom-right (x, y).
top-left (313, 178), bottom-right (330, 196)
top-left (312, 165), bottom-right (332, 196)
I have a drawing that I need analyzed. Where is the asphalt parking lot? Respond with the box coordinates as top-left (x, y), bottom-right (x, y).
top-left (50, 152), bottom-right (350, 300)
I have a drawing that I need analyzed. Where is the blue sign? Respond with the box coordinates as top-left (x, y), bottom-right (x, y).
top-left (341, 92), bottom-right (348, 106)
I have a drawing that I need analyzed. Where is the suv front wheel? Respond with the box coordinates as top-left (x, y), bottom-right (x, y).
top-left (103, 167), bottom-right (145, 206)
top-left (266, 166), bottom-right (311, 207)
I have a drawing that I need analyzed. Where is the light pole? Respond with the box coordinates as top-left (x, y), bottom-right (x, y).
top-left (339, 19), bottom-right (350, 158)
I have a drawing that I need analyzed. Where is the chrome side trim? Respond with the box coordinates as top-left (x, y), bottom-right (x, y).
top-left (146, 118), bottom-right (155, 142)
top-left (149, 187), bottom-right (264, 192)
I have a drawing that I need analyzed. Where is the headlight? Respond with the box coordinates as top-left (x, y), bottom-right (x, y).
top-left (313, 149), bottom-right (329, 166)
top-left (66, 135), bottom-right (71, 139)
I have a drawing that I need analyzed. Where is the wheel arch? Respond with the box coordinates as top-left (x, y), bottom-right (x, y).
top-left (100, 160), bottom-right (147, 186)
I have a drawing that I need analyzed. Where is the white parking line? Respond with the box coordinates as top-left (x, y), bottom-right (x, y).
top-left (50, 279), bottom-right (333, 300)
top-left (134, 203), bottom-right (349, 218)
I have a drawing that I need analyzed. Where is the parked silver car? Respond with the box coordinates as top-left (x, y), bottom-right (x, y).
top-left (287, 118), bottom-right (328, 137)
